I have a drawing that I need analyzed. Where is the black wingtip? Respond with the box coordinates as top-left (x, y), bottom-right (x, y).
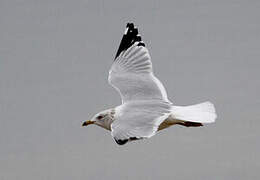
top-left (114, 137), bottom-right (141, 145)
top-left (114, 23), bottom-right (146, 60)
top-left (114, 138), bottom-right (128, 145)
top-left (126, 22), bottom-right (134, 29)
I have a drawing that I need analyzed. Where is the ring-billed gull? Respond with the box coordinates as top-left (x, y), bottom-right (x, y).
top-left (82, 23), bottom-right (217, 145)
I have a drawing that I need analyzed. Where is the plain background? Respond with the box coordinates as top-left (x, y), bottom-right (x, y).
top-left (1, 0), bottom-right (259, 179)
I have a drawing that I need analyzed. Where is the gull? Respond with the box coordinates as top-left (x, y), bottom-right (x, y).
top-left (82, 23), bottom-right (217, 145)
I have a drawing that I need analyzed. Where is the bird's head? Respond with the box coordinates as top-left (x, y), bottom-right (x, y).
top-left (82, 109), bottom-right (115, 130)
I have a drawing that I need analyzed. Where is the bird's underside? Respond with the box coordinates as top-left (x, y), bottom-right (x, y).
top-left (157, 115), bottom-right (203, 131)
top-left (113, 114), bottom-right (203, 145)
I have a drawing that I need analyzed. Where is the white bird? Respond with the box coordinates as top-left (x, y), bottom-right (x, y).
top-left (82, 23), bottom-right (217, 145)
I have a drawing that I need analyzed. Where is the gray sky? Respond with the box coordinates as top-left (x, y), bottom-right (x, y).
top-left (0, 0), bottom-right (259, 179)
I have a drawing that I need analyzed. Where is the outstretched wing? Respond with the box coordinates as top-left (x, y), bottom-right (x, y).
top-left (108, 23), bottom-right (169, 104)
top-left (111, 100), bottom-right (172, 145)
top-left (109, 23), bottom-right (172, 145)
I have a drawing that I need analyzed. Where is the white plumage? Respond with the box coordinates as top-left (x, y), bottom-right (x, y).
top-left (82, 23), bottom-right (217, 145)
top-left (109, 42), bottom-right (168, 103)
top-left (171, 102), bottom-right (217, 124)
top-left (109, 40), bottom-right (173, 142)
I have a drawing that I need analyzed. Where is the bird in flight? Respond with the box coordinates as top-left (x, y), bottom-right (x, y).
top-left (82, 23), bottom-right (217, 145)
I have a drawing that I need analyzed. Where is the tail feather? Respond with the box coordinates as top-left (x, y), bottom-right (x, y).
top-left (171, 101), bottom-right (217, 124)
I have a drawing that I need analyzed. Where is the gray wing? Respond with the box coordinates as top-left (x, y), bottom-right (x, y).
top-left (108, 23), bottom-right (169, 104)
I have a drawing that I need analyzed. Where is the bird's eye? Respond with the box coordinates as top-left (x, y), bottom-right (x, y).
top-left (97, 115), bottom-right (103, 120)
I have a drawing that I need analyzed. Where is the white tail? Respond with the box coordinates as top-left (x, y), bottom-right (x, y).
top-left (171, 101), bottom-right (217, 124)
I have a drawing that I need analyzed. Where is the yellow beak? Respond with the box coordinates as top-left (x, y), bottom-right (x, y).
top-left (82, 120), bottom-right (94, 126)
